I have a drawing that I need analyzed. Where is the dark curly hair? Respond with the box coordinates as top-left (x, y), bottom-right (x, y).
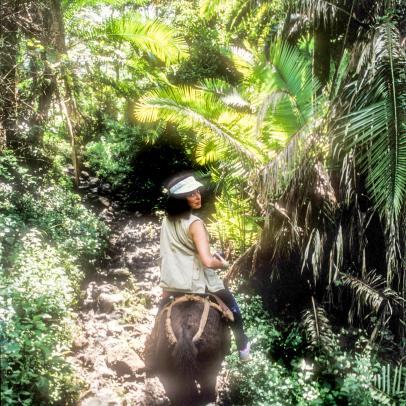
top-left (163, 172), bottom-right (198, 218)
top-left (165, 195), bottom-right (191, 218)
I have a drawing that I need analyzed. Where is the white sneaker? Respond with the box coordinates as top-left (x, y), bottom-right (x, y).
top-left (239, 342), bottom-right (251, 361)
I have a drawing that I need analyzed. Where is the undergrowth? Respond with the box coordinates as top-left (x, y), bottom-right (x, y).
top-left (225, 294), bottom-right (406, 406)
top-left (0, 150), bottom-right (108, 405)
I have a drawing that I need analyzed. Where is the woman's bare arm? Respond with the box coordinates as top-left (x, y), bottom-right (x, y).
top-left (189, 220), bottom-right (227, 269)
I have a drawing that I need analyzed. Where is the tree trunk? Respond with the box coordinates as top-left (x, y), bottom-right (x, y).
top-left (314, 25), bottom-right (330, 88)
top-left (0, 1), bottom-right (19, 148)
top-left (58, 90), bottom-right (80, 186)
top-left (28, 51), bottom-right (57, 145)
top-left (48, 0), bottom-right (81, 185)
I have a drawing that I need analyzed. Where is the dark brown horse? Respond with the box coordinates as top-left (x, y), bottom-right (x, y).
top-left (144, 295), bottom-right (231, 406)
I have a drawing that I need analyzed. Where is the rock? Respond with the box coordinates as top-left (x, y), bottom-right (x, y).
top-left (107, 320), bottom-right (124, 335)
top-left (98, 293), bottom-right (124, 313)
top-left (79, 388), bottom-right (124, 406)
top-left (94, 313), bottom-right (108, 321)
top-left (98, 196), bottom-right (111, 207)
top-left (89, 177), bottom-right (99, 186)
top-left (99, 365), bottom-right (115, 378)
top-left (100, 208), bottom-right (113, 218)
top-left (81, 170), bottom-right (90, 178)
top-left (133, 324), bottom-right (151, 336)
top-left (100, 183), bottom-right (112, 193)
top-left (78, 353), bottom-right (96, 368)
top-left (65, 164), bottom-right (74, 173)
top-left (72, 335), bottom-right (88, 350)
top-left (106, 342), bottom-right (145, 377)
top-left (83, 281), bottom-right (98, 308)
top-left (96, 283), bottom-right (117, 295)
top-left (90, 187), bottom-right (98, 194)
top-left (96, 328), bottom-right (107, 339)
top-left (72, 214), bottom-right (165, 405)
top-left (144, 378), bottom-right (170, 405)
top-left (110, 268), bottom-right (131, 278)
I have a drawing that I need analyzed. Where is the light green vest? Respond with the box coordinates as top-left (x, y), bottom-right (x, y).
top-left (159, 214), bottom-right (225, 293)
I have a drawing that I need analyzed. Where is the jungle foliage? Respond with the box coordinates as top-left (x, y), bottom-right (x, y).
top-left (1, 0), bottom-right (405, 404)
top-left (0, 151), bottom-right (108, 404)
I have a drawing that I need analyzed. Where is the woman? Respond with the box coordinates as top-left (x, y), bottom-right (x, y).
top-left (158, 173), bottom-right (250, 360)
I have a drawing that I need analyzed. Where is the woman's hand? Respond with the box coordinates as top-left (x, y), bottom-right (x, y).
top-left (214, 252), bottom-right (229, 268)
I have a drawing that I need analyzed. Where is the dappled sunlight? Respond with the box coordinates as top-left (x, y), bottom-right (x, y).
top-left (1, 0), bottom-right (405, 404)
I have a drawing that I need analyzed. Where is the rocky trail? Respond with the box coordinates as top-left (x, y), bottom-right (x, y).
top-left (70, 206), bottom-right (170, 406)
top-left (68, 174), bottom-right (231, 406)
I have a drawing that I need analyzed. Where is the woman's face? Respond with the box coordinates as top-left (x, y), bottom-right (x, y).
top-left (186, 189), bottom-right (201, 209)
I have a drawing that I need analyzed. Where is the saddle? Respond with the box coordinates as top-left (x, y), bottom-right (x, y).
top-left (161, 294), bottom-right (234, 345)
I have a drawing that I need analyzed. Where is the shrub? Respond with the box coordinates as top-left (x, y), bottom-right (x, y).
top-left (0, 231), bottom-right (82, 405)
top-left (225, 294), bottom-right (402, 405)
top-left (0, 151), bottom-right (108, 262)
top-left (84, 120), bottom-right (156, 190)
top-left (0, 150), bottom-right (107, 404)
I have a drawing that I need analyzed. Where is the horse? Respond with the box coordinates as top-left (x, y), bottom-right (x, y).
top-left (144, 295), bottom-right (232, 406)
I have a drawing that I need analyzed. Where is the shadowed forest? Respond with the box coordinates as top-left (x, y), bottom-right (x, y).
top-left (1, 0), bottom-right (405, 405)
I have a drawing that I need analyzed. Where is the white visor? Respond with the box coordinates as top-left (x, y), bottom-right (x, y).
top-left (169, 176), bottom-right (203, 196)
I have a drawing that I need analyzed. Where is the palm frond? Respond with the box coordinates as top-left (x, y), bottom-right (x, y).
top-left (221, 91), bottom-right (253, 111)
top-left (301, 301), bottom-right (334, 351)
top-left (339, 270), bottom-right (404, 324)
top-left (225, 0), bottom-right (283, 43)
top-left (296, 0), bottom-right (377, 29)
top-left (340, 270), bottom-right (386, 315)
top-left (301, 228), bottom-right (324, 286)
top-left (230, 46), bottom-right (256, 78)
top-left (297, 0), bottom-right (342, 28)
top-left (199, 0), bottom-right (234, 19)
top-left (134, 86), bottom-right (263, 165)
top-left (327, 224), bottom-right (343, 287)
top-left (101, 13), bottom-right (188, 64)
top-left (195, 136), bottom-right (226, 165)
top-left (251, 41), bottom-right (322, 151)
top-left (198, 79), bottom-right (253, 112)
top-left (267, 41), bottom-right (316, 108)
top-left (253, 128), bottom-right (314, 210)
top-left (337, 23), bottom-right (406, 220)
top-left (197, 78), bottom-right (233, 96)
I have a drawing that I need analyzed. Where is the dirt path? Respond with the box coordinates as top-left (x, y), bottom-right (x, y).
top-left (69, 207), bottom-right (171, 405)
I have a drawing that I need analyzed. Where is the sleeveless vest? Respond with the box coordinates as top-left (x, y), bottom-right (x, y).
top-left (159, 214), bottom-right (224, 293)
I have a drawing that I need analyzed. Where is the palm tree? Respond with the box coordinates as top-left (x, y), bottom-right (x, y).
top-left (136, 0), bottom-right (406, 348)
top-left (135, 40), bottom-right (319, 176)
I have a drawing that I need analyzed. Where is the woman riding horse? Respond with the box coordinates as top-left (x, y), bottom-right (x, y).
top-left (144, 173), bottom-right (250, 404)
top-left (156, 172), bottom-right (250, 360)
